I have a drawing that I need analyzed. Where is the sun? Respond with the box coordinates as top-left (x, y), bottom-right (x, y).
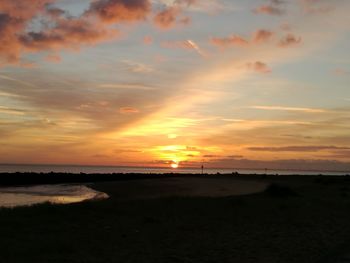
top-left (171, 163), bottom-right (179, 169)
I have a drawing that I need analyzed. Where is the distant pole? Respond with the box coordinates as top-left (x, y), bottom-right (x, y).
top-left (201, 164), bottom-right (204, 175)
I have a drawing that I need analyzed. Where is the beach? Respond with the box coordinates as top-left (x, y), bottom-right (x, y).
top-left (0, 174), bottom-right (350, 262)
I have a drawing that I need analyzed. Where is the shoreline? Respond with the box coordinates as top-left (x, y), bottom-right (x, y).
top-left (0, 172), bottom-right (350, 187)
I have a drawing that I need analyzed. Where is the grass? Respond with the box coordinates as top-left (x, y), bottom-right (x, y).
top-left (0, 175), bottom-right (350, 263)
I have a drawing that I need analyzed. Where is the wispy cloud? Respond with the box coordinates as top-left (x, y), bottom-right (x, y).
top-left (299, 0), bottom-right (334, 14)
top-left (246, 62), bottom-right (271, 74)
top-left (253, 5), bottom-right (285, 16)
top-left (278, 34), bottom-right (302, 47)
top-left (253, 0), bottom-right (286, 16)
top-left (98, 83), bottom-right (156, 90)
top-left (247, 145), bottom-right (350, 152)
top-left (211, 29), bottom-right (273, 48)
top-left (250, 106), bottom-right (327, 113)
top-left (0, 106), bottom-right (26, 116)
top-left (122, 60), bottom-right (154, 73)
top-left (161, 40), bottom-right (206, 57)
top-left (0, 75), bottom-right (37, 88)
top-left (119, 107), bottom-right (140, 114)
top-left (333, 68), bottom-right (350, 76)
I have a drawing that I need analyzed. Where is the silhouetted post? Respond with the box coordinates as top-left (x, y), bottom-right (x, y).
top-left (201, 164), bottom-right (204, 175)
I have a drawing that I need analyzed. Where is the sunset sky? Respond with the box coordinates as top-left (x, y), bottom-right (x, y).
top-left (0, 0), bottom-right (350, 171)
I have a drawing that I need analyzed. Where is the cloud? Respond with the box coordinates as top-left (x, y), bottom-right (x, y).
top-left (211, 35), bottom-right (249, 48)
top-left (185, 40), bottom-right (207, 57)
top-left (174, 0), bottom-right (197, 6)
top-left (122, 60), bottom-right (154, 73)
top-left (45, 6), bottom-right (66, 18)
top-left (119, 107), bottom-right (140, 114)
top-left (0, 12), bottom-right (30, 63)
top-left (300, 0), bottom-right (334, 14)
top-left (247, 146), bottom-right (350, 152)
top-left (253, 0), bottom-right (286, 15)
top-left (278, 33), bottom-right (302, 47)
top-left (211, 29), bottom-right (273, 48)
top-left (143, 35), bottom-right (153, 45)
top-left (270, 0), bottom-right (285, 4)
top-left (85, 0), bottom-right (151, 24)
top-left (153, 6), bottom-right (181, 29)
top-left (252, 29), bottom-right (274, 43)
top-left (0, 0), bottom-right (151, 65)
top-left (226, 155), bottom-right (244, 159)
top-left (179, 16), bottom-right (191, 25)
top-left (246, 61), bottom-right (271, 74)
top-left (253, 5), bottom-right (285, 16)
top-left (280, 23), bottom-right (292, 31)
top-left (250, 105), bottom-right (326, 113)
top-left (203, 154), bottom-right (221, 158)
top-left (153, 0), bottom-right (195, 29)
top-left (99, 83), bottom-right (156, 90)
top-left (333, 68), bottom-right (350, 76)
top-left (160, 0), bottom-right (226, 14)
top-left (161, 40), bottom-right (205, 57)
top-left (19, 18), bottom-right (115, 52)
top-left (0, 106), bottom-right (27, 116)
top-left (326, 151), bottom-right (350, 159)
top-left (45, 53), bottom-right (61, 63)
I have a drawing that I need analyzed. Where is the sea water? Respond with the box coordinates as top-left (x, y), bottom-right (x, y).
top-left (0, 164), bottom-right (348, 176)
top-left (0, 184), bottom-right (109, 208)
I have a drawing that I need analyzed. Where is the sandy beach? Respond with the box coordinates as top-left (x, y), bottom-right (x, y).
top-left (96, 177), bottom-right (269, 199)
top-left (1, 175), bottom-right (350, 263)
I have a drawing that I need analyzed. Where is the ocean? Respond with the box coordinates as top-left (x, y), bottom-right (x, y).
top-left (0, 164), bottom-right (348, 176)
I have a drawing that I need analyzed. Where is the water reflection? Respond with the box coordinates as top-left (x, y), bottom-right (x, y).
top-left (0, 184), bottom-right (109, 208)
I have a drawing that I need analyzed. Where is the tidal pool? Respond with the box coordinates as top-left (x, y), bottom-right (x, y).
top-left (0, 184), bottom-right (109, 208)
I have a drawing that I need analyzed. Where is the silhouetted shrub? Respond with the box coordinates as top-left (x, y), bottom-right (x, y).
top-left (264, 183), bottom-right (298, 198)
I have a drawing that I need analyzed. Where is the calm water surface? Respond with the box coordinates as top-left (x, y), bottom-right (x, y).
top-left (0, 164), bottom-right (348, 175)
top-left (0, 184), bottom-right (109, 208)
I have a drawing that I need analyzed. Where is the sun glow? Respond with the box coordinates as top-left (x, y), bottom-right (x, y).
top-left (171, 163), bottom-right (179, 169)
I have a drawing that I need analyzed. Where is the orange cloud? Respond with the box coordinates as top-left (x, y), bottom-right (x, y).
top-left (179, 16), bottom-right (191, 26)
top-left (119, 107), bottom-right (140, 114)
top-left (278, 33), bottom-right (302, 47)
top-left (210, 35), bottom-right (249, 48)
top-left (19, 18), bottom-right (115, 52)
top-left (45, 54), bottom-right (61, 63)
top-left (211, 29), bottom-right (273, 48)
top-left (175, 0), bottom-right (197, 6)
top-left (333, 68), bottom-right (350, 76)
top-left (153, 0), bottom-right (195, 29)
top-left (161, 40), bottom-right (205, 57)
top-left (247, 146), bottom-right (350, 152)
top-left (143, 35), bottom-right (153, 45)
top-left (253, 0), bottom-right (286, 15)
top-left (162, 40), bottom-right (194, 49)
top-left (0, 0), bottom-right (55, 63)
top-left (85, 0), bottom-right (150, 24)
top-left (247, 61), bottom-right (271, 74)
top-left (253, 5), bottom-right (285, 15)
top-left (0, 0), bottom-right (151, 65)
top-left (300, 0), bottom-right (333, 14)
top-left (252, 29), bottom-right (274, 43)
top-left (153, 6), bottom-right (180, 29)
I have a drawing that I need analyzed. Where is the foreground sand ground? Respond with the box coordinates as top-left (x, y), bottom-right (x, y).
top-left (1, 175), bottom-right (350, 263)
top-left (95, 177), bottom-right (269, 199)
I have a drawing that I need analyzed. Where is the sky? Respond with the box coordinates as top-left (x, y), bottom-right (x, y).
top-left (0, 0), bottom-right (350, 171)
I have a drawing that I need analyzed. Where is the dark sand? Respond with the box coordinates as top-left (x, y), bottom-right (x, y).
top-left (94, 177), bottom-right (268, 199)
top-left (1, 175), bottom-right (350, 263)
